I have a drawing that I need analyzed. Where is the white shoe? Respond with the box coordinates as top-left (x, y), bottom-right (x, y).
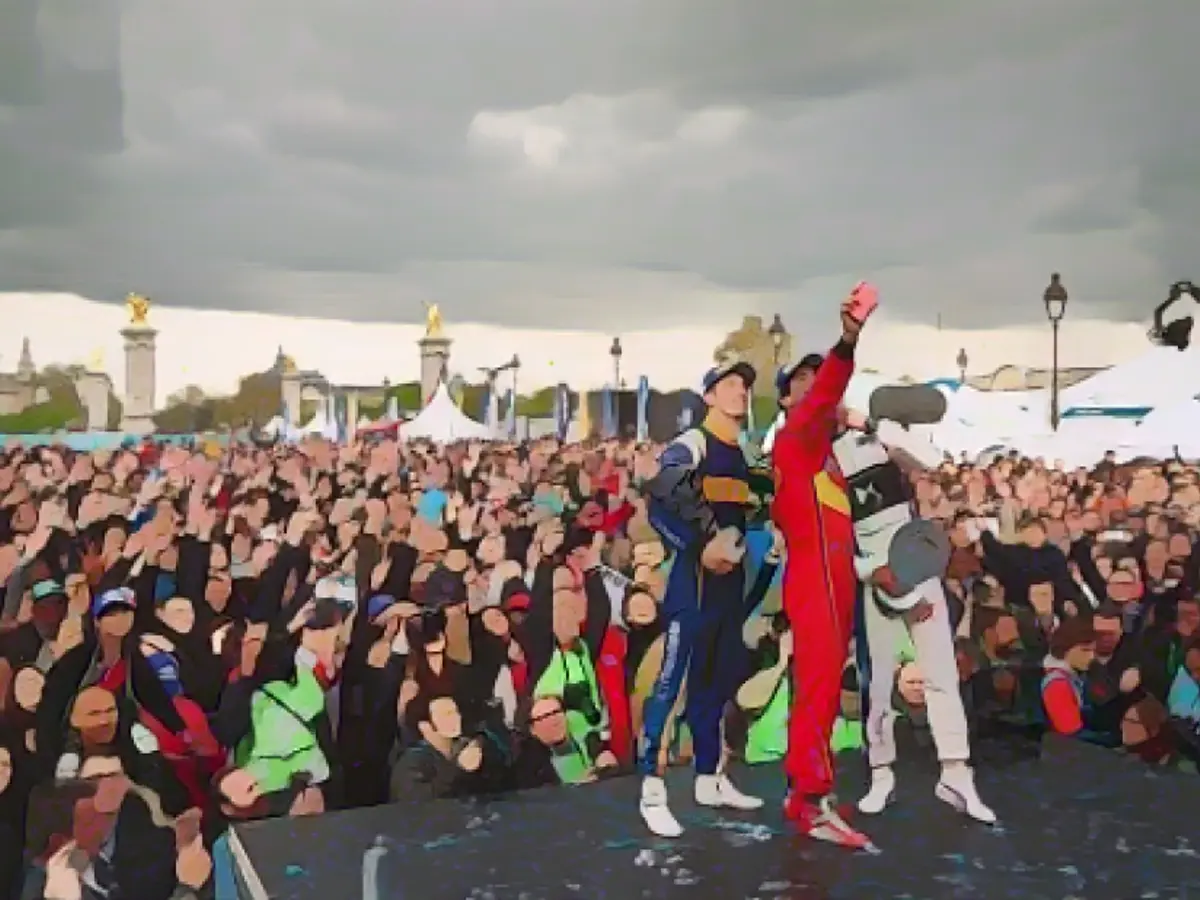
top-left (694, 773), bottom-right (764, 811)
top-left (935, 766), bottom-right (996, 825)
top-left (640, 776), bottom-right (684, 838)
top-left (857, 766), bottom-right (896, 815)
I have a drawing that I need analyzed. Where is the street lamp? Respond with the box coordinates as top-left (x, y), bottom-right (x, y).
top-left (956, 348), bottom-right (968, 384)
top-left (767, 314), bottom-right (788, 366)
top-left (609, 337), bottom-right (623, 388)
top-left (510, 353), bottom-right (520, 402)
top-left (1043, 273), bottom-right (1068, 430)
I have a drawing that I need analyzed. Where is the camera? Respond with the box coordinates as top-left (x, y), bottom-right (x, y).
top-left (1148, 281), bottom-right (1196, 351)
top-left (560, 682), bottom-right (602, 727)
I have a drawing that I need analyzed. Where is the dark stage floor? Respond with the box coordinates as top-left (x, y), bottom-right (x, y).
top-left (230, 736), bottom-right (1200, 900)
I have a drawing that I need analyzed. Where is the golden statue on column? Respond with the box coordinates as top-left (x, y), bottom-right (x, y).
top-left (126, 293), bottom-right (151, 326)
top-left (422, 302), bottom-right (445, 339)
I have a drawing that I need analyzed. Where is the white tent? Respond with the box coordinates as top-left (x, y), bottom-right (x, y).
top-left (929, 386), bottom-right (1050, 455)
top-left (299, 400), bottom-right (336, 438)
top-left (402, 384), bottom-right (494, 442)
top-left (1131, 396), bottom-right (1200, 459)
top-left (1060, 345), bottom-right (1200, 414)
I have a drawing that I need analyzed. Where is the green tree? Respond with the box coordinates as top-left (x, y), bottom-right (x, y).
top-left (358, 397), bottom-right (386, 420)
top-left (750, 395), bottom-right (777, 429)
top-left (106, 394), bottom-right (123, 431)
top-left (153, 400), bottom-right (216, 433)
top-left (516, 386), bottom-right (556, 418)
top-left (385, 382), bottom-right (422, 413)
top-left (215, 371), bottom-right (282, 427)
top-left (460, 383), bottom-right (487, 419)
top-left (0, 369), bottom-right (84, 433)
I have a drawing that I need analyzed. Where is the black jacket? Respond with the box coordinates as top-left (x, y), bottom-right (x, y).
top-left (980, 532), bottom-right (1082, 617)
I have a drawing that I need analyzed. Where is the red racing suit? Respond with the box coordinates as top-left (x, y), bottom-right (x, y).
top-left (770, 339), bottom-right (857, 798)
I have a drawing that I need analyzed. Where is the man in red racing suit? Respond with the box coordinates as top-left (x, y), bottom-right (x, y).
top-left (769, 288), bottom-right (875, 849)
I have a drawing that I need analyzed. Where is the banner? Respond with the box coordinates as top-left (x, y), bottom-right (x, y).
top-left (321, 394), bottom-right (338, 442)
top-left (602, 387), bottom-right (616, 439)
top-left (636, 376), bottom-right (649, 442)
top-left (480, 381), bottom-right (494, 432)
top-left (577, 393), bottom-right (591, 439)
top-left (334, 393), bottom-right (349, 445)
top-left (385, 395), bottom-right (399, 422)
top-left (450, 377), bottom-right (466, 410)
top-left (503, 388), bottom-right (516, 439)
top-left (555, 383), bottom-right (571, 441)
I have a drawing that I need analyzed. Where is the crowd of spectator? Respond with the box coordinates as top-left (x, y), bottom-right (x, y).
top-left (0, 435), bottom-right (1196, 899)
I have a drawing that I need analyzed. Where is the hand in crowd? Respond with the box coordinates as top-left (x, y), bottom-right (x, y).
top-left (0, 429), bottom-right (1195, 900)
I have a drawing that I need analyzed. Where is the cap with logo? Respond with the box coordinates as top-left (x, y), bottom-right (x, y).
top-left (91, 586), bottom-right (137, 618)
top-left (702, 359), bottom-right (757, 395)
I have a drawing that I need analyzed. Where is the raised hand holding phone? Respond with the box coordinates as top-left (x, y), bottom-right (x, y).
top-left (841, 281), bottom-right (879, 339)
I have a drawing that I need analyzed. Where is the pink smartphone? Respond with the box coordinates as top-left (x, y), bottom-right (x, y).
top-left (846, 281), bottom-right (879, 323)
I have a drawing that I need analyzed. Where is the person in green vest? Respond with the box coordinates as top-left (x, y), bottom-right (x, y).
top-left (235, 661), bottom-right (330, 796)
top-left (532, 590), bottom-right (619, 782)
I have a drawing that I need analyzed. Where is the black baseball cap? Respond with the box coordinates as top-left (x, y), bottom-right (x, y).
top-left (775, 353), bottom-right (825, 395)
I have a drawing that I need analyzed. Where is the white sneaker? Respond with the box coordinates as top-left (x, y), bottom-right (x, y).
top-left (640, 776), bottom-right (684, 838)
top-left (935, 766), bottom-right (996, 825)
top-left (857, 766), bottom-right (896, 815)
top-left (694, 773), bottom-right (764, 811)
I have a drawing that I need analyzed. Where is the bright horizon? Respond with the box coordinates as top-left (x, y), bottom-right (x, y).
top-left (3, 292), bottom-right (1151, 409)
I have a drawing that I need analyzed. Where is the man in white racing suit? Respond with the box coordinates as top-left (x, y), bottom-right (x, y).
top-left (832, 414), bottom-right (995, 824)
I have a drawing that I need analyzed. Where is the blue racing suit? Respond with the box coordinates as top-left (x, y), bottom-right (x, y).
top-left (639, 413), bottom-right (752, 777)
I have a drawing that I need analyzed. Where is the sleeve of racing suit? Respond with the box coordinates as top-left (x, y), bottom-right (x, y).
top-left (780, 338), bottom-right (855, 436)
top-left (644, 433), bottom-right (705, 553)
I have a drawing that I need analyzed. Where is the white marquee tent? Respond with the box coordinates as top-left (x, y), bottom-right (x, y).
top-left (1060, 344), bottom-right (1200, 414)
top-left (402, 384), bottom-right (495, 442)
top-left (1131, 395), bottom-right (1200, 459)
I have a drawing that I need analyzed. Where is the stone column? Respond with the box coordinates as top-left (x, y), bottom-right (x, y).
top-left (120, 324), bottom-right (157, 435)
top-left (418, 335), bottom-right (451, 407)
top-left (74, 371), bottom-right (112, 431)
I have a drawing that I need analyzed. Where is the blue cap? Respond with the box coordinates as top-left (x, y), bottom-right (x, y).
top-left (367, 593), bottom-right (397, 620)
top-left (92, 586), bottom-right (136, 618)
top-left (702, 359), bottom-right (756, 394)
top-left (775, 353), bottom-right (825, 395)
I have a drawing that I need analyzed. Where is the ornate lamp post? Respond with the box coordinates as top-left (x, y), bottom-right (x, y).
top-left (510, 353), bottom-right (521, 401)
top-left (609, 337), bottom-right (623, 388)
top-left (767, 314), bottom-right (788, 366)
top-left (1043, 273), bottom-right (1068, 430)
top-left (956, 347), bottom-right (968, 384)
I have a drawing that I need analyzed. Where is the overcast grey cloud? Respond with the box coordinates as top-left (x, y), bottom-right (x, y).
top-left (1, 0), bottom-right (1198, 332)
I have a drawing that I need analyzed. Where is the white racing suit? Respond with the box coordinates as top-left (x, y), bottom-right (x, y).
top-left (832, 420), bottom-right (994, 823)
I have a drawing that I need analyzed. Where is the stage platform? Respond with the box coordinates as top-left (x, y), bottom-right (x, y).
top-left (230, 736), bottom-right (1200, 900)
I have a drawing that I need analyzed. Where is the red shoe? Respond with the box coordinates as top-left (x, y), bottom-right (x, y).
top-left (784, 794), bottom-right (874, 850)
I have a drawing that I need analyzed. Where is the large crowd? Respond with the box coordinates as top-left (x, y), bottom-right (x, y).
top-left (0, 417), bottom-right (1197, 898)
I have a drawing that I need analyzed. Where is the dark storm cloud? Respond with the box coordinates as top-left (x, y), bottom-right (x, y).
top-left (1, 0), bottom-right (1198, 331)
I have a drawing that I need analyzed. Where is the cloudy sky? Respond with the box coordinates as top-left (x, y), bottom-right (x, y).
top-left (2, 0), bottom-right (1197, 401)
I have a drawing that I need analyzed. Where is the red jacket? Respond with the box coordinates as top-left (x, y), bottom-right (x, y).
top-left (770, 342), bottom-right (856, 558)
